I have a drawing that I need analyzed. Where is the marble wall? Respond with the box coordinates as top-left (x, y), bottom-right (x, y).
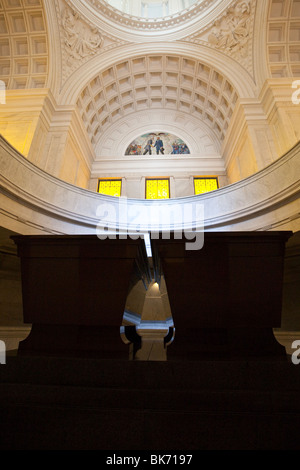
top-left (0, 91), bottom-right (93, 191)
top-left (1, 135), bottom-right (300, 236)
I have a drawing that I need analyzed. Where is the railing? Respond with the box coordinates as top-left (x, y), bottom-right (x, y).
top-left (0, 134), bottom-right (300, 235)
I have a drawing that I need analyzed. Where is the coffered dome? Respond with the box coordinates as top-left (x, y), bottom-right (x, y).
top-left (1, 0), bottom-right (299, 201)
top-left (76, 54), bottom-right (239, 155)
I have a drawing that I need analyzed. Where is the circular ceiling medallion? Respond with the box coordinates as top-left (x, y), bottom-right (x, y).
top-left (79, 0), bottom-right (231, 34)
top-left (104, 0), bottom-right (199, 20)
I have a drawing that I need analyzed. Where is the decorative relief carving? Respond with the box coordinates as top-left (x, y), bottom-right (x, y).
top-left (207, 0), bottom-right (251, 57)
top-left (56, 0), bottom-right (129, 85)
top-left (185, 0), bottom-right (255, 73)
top-left (84, 0), bottom-right (221, 32)
top-left (61, 5), bottom-right (103, 62)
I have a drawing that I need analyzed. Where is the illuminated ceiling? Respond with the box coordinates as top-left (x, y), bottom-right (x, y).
top-left (2, 0), bottom-right (299, 161)
top-left (105, 0), bottom-right (199, 19)
top-left (67, 0), bottom-right (231, 35)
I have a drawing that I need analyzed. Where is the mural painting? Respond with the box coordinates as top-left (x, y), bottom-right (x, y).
top-left (125, 132), bottom-right (190, 155)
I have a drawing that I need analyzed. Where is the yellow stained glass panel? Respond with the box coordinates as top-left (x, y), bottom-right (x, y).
top-left (194, 178), bottom-right (219, 195)
top-left (98, 180), bottom-right (122, 197)
top-left (146, 179), bottom-right (170, 199)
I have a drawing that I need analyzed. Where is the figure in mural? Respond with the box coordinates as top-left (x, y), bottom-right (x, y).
top-left (143, 137), bottom-right (154, 155)
top-left (180, 143), bottom-right (190, 154)
top-left (154, 137), bottom-right (164, 155)
top-left (125, 143), bottom-right (142, 155)
top-left (171, 143), bottom-right (179, 154)
top-left (171, 141), bottom-right (190, 154)
top-left (126, 133), bottom-right (190, 155)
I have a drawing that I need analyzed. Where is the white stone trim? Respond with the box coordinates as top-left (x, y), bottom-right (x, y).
top-left (66, 0), bottom-right (233, 37)
top-left (0, 135), bottom-right (300, 234)
top-left (93, 109), bottom-right (221, 157)
top-left (58, 42), bottom-right (257, 104)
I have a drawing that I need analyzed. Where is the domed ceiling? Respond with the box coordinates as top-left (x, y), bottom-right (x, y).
top-left (76, 54), bottom-right (238, 156)
top-left (6, 0), bottom-right (299, 166)
top-left (75, 0), bottom-right (231, 35)
top-left (104, 0), bottom-right (199, 19)
top-left (57, 0), bottom-right (255, 160)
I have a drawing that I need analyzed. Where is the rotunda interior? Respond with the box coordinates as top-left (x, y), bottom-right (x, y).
top-left (0, 0), bottom-right (299, 358)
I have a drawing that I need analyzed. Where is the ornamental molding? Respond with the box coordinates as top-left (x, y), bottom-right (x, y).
top-left (1, 135), bottom-right (300, 234)
top-left (85, 0), bottom-right (220, 32)
top-left (184, 0), bottom-right (256, 74)
top-left (56, 0), bottom-right (127, 84)
top-left (94, 108), bottom-right (221, 157)
top-left (62, 6), bottom-right (103, 61)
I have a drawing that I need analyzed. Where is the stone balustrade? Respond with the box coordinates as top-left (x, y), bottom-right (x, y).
top-left (0, 135), bottom-right (300, 235)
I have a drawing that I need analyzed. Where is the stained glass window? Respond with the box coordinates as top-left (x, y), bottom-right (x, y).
top-left (146, 179), bottom-right (170, 199)
top-left (98, 179), bottom-right (122, 197)
top-left (194, 177), bottom-right (219, 195)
